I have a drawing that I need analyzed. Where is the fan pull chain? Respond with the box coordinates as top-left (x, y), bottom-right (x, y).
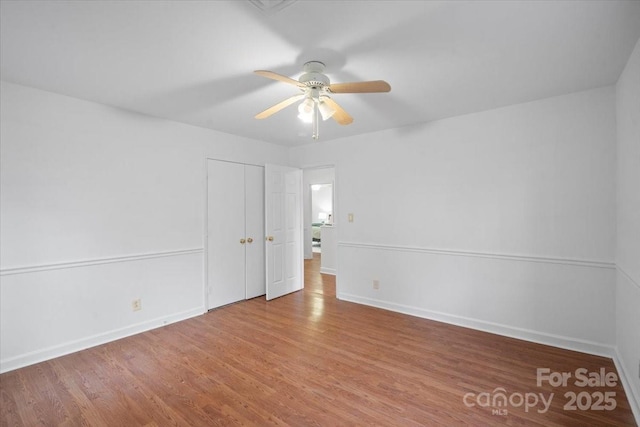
top-left (312, 98), bottom-right (319, 140)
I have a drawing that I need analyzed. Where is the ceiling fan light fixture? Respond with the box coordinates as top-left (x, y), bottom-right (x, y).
top-left (298, 97), bottom-right (314, 113)
top-left (297, 98), bottom-right (315, 123)
top-left (318, 100), bottom-right (335, 121)
top-left (297, 111), bottom-right (313, 123)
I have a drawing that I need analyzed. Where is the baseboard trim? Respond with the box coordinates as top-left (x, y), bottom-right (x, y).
top-left (320, 267), bottom-right (336, 275)
top-left (337, 292), bottom-right (615, 358)
top-left (0, 306), bottom-right (205, 374)
top-left (0, 248), bottom-right (204, 276)
top-left (612, 347), bottom-right (640, 424)
top-left (342, 291), bottom-right (640, 423)
top-left (338, 242), bottom-right (615, 270)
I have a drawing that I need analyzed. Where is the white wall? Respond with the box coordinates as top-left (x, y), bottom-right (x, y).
top-left (615, 37), bottom-right (640, 419)
top-left (0, 81), bottom-right (288, 372)
top-left (291, 86), bottom-right (617, 354)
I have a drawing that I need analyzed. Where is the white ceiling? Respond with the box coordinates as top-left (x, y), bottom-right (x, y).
top-left (2, 0), bottom-right (640, 146)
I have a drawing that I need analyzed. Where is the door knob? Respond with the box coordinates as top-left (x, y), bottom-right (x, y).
top-left (240, 238), bottom-right (246, 244)
top-left (266, 236), bottom-right (274, 242)
top-left (247, 237), bottom-right (253, 243)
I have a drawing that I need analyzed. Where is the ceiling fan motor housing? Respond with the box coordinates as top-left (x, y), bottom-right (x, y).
top-left (300, 61), bottom-right (329, 89)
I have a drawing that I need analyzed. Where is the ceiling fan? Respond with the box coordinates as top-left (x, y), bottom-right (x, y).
top-left (254, 61), bottom-right (391, 140)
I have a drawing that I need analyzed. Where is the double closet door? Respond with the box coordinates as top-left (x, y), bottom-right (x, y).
top-left (207, 160), bottom-right (265, 310)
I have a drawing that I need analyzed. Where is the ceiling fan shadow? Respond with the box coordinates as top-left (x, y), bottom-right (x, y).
top-left (134, 64), bottom-right (300, 117)
top-left (294, 48), bottom-right (347, 73)
top-left (340, 5), bottom-right (445, 58)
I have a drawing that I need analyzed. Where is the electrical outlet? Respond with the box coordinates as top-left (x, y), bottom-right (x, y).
top-left (132, 299), bottom-right (142, 311)
top-left (373, 279), bottom-right (380, 290)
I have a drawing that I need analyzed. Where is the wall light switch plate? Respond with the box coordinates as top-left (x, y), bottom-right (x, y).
top-left (348, 213), bottom-right (354, 222)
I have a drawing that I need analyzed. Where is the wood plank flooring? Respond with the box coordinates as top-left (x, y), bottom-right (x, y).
top-left (1, 254), bottom-right (636, 426)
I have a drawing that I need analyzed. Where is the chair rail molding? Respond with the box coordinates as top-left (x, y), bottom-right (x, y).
top-left (0, 248), bottom-right (204, 276)
top-left (338, 241), bottom-right (615, 270)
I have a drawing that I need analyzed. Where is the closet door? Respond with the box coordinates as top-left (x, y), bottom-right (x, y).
top-left (207, 160), bottom-right (246, 309)
top-left (245, 165), bottom-right (265, 299)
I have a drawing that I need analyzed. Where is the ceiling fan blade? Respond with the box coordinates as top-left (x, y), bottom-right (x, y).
top-left (328, 80), bottom-right (391, 94)
top-left (255, 94), bottom-right (305, 119)
top-left (323, 97), bottom-right (353, 125)
top-left (254, 70), bottom-right (305, 88)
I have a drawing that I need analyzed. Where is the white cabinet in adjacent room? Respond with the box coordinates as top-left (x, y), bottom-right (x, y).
top-left (207, 160), bottom-right (265, 309)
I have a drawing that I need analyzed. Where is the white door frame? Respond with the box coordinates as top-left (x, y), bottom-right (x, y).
top-left (302, 165), bottom-right (337, 260)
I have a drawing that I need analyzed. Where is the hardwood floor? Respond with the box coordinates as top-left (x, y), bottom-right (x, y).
top-left (1, 254), bottom-right (636, 426)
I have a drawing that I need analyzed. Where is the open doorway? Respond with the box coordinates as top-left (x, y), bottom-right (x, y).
top-left (303, 167), bottom-right (336, 275)
top-left (311, 183), bottom-right (332, 254)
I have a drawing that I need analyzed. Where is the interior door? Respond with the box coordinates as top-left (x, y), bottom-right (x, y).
top-left (265, 164), bottom-right (303, 300)
top-left (207, 160), bottom-right (246, 309)
top-left (245, 165), bottom-right (265, 299)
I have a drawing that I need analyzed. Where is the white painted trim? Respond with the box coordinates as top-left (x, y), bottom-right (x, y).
top-left (204, 157), bottom-right (211, 311)
top-left (204, 156), bottom-right (264, 168)
top-left (0, 248), bottom-right (204, 276)
top-left (613, 347), bottom-right (640, 424)
top-left (0, 307), bottom-right (205, 374)
top-left (618, 265), bottom-right (640, 290)
top-left (337, 292), bottom-right (615, 358)
top-left (320, 267), bottom-right (336, 276)
top-left (339, 241), bottom-right (615, 269)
